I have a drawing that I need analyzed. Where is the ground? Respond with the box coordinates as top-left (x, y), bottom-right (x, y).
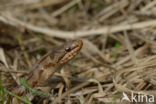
top-left (0, 0), bottom-right (156, 104)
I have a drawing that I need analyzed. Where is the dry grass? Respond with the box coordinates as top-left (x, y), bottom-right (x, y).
top-left (0, 0), bottom-right (156, 104)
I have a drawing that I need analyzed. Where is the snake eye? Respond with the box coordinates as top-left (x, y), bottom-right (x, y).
top-left (65, 47), bottom-right (71, 52)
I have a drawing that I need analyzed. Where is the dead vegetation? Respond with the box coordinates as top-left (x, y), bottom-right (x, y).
top-left (0, 0), bottom-right (156, 104)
